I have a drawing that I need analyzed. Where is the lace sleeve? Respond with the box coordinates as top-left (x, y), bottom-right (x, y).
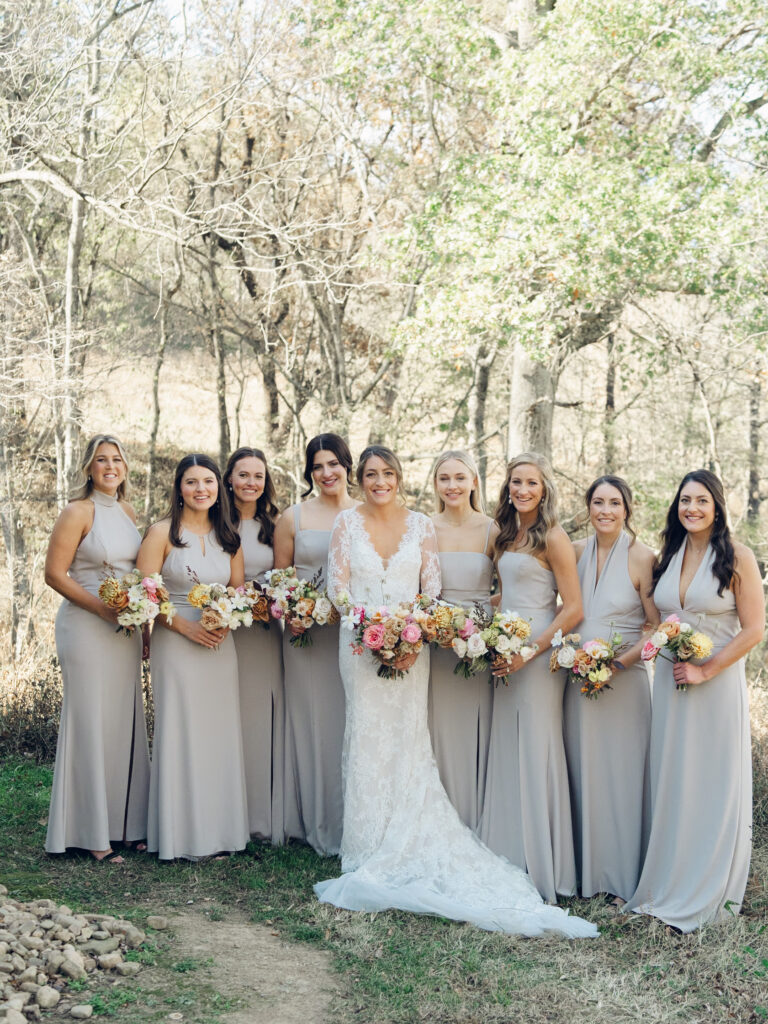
top-left (327, 510), bottom-right (353, 610)
top-left (419, 516), bottom-right (442, 599)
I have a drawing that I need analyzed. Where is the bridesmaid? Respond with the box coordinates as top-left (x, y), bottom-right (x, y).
top-left (428, 450), bottom-right (498, 832)
top-left (45, 434), bottom-right (150, 861)
top-left (624, 470), bottom-right (764, 931)
top-left (223, 447), bottom-right (285, 845)
top-left (480, 452), bottom-right (582, 902)
top-left (564, 476), bottom-right (657, 901)
top-left (138, 454), bottom-right (249, 860)
top-left (272, 433), bottom-right (356, 855)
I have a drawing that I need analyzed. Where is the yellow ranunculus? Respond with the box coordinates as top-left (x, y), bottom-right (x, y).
top-left (188, 584), bottom-right (209, 608)
top-left (689, 632), bottom-right (713, 659)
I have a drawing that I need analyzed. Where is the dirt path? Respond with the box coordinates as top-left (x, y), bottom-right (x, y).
top-left (166, 910), bottom-right (341, 1024)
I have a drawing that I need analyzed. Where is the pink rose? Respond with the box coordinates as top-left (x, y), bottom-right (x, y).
top-left (270, 602), bottom-right (283, 620)
top-left (363, 624), bottom-right (386, 650)
top-left (664, 613), bottom-right (680, 624)
top-left (401, 622), bottom-right (421, 644)
top-left (641, 641), bottom-right (658, 662)
top-left (459, 619), bottom-right (477, 639)
top-left (142, 577), bottom-right (158, 592)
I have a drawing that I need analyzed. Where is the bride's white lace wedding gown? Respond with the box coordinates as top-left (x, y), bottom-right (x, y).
top-left (314, 508), bottom-right (597, 938)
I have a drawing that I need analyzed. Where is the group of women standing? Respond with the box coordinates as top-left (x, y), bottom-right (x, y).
top-left (44, 431), bottom-right (764, 937)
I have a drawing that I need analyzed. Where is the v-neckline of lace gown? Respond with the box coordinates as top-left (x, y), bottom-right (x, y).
top-left (314, 507), bottom-right (598, 938)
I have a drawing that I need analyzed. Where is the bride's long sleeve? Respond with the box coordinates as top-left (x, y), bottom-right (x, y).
top-left (327, 511), bottom-right (353, 609)
top-left (419, 517), bottom-right (442, 599)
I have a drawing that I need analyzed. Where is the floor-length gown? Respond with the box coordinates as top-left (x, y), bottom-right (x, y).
top-left (234, 518), bottom-right (284, 843)
top-left (47, 490), bottom-right (150, 853)
top-left (480, 552), bottom-right (577, 903)
top-left (282, 505), bottom-right (345, 856)
top-left (624, 543), bottom-right (752, 931)
top-left (428, 547), bottom-right (492, 831)
top-left (563, 531), bottom-right (651, 899)
top-left (315, 508), bottom-right (597, 938)
top-left (147, 529), bottom-right (249, 860)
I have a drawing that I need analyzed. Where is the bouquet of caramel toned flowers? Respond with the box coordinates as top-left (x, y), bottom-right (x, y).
top-left (549, 629), bottom-right (623, 699)
top-left (343, 595), bottom-right (437, 680)
top-left (457, 608), bottom-right (537, 684)
top-left (641, 614), bottom-right (714, 691)
top-left (99, 566), bottom-right (175, 636)
top-left (263, 566), bottom-right (339, 647)
top-left (241, 580), bottom-right (271, 629)
top-left (186, 570), bottom-right (253, 635)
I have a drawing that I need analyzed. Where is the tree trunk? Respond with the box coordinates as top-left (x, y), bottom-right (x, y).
top-left (604, 333), bottom-right (616, 472)
top-left (467, 342), bottom-right (498, 504)
top-left (507, 340), bottom-right (556, 459)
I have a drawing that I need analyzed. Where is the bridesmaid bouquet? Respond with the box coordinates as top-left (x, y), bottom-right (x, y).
top-left (641, 614), bottom-right (714, 690)
top-left (346, 596), bottom-right (437, 679)
top-left (264, 566), bottom-right (339, 647)
top-left (451, 608), bottom-right (537, 683)
top-left (549, 629), bottom-right (623, 699)
top-left (99, 567), bottom-right (175, 635)
top-left (186, 572), bottom-right (254, 633)
top-left (241, 580), bottom-right (271, 629)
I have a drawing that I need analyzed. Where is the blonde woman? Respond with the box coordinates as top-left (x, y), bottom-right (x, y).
top-left (45, 435), bottom-right (150, 861)
top-left (428, 451), bottom-right (498, 832)
top-left (480, 453), bottom-right (583, 903)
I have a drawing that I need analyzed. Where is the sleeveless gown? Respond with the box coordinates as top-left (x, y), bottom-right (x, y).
top-left (480, 552), bottom-right (577, 902)
top-left (147, 529), bottom-right (249, 860)
top-left (624, 543), bottom-right (752, 931)
top-left (315, 508), bottom-right (597, 938)
top-left (428, 547), bottom-right (492, 831)
top-left (46, 491), bottom-right (150, 852)
top-left (563, 531), bottom-right (651, 899)
top-left (282, 504), bottom-right (345, 856)
top-left (234, 518), bottom-right (285, 843)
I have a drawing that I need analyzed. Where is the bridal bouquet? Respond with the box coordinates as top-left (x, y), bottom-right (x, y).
top-left (99, 567), bottom-right (175, 635)
top-left (549, 629), bottom-right (623, 699)
top-left (641, 614), bottom-right (713, 690)
top-left (451, 608), bottom-right (537, 683)
top-left (345, 596), bottom-right (437, 679)
top-left (264, 566), bottom-right (338, 647)
top-left (187, 572), bottom-right (254, 633)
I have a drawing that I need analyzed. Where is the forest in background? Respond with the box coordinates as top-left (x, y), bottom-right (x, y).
top-left (1, 0), bottom-right (768, 663)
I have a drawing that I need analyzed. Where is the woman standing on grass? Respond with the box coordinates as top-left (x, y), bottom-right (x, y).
top-left (45, 434), bottom-right (150, 862)
top-left (224, 446), bottom-right (285, 845)
top-left (272, 434), bottom-right (356, 856)
top-left (480, 453), bottom-right (582, 903)
top-left (138, 454), bottom-right (249, 861)
top-left (428, 450), bottom-right (498, 832)
top-left (564, 476), bottom-right (656, 901)
top-left (624, 470), bottom-right (764, 931)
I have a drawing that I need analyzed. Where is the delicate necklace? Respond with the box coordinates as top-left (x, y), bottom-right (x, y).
top-left (442, 510), bottom-right (478, 528)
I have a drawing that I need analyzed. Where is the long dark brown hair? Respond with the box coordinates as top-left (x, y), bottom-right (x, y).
top-left (301, 433), bottom-right (353, 498)
top-left (585, 475), bottom-right (636, 543)
top-left (493, 452), bottom-right (559, 559)
top-left (223, 447), bottom-right (279, 546)
top-left (168, 454), bottom-right (240, 555)
top-left (651, 469), bottom-right (735, 597)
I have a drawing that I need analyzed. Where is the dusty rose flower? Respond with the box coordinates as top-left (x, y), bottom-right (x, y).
top-left (363, 624), bottom-right (386, 650)
top-left (401, 622), bottom-right (421, 644)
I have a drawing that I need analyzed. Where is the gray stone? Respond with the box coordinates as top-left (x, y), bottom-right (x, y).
top-left (69, 1006), bottom-right (93, 1019)
top-left (18, 983), bottom-right (39, 993)
top-left (5, 1008), bottom-right (27, 1024)
top-left (23, 1005), bottom-right (41, 1020)
top-left (145, 915), bottom-right (168, 930)
top-left (5, 992), bottom-right (31, 1008)
top-left (18, 967), bottom-right (37, 983)
top-left (123, 928), bottom-right (145, 949)
top-left (116, 962), bottom-right (141, 977)
top-left (59, 960), bottom-right (86, 982)
top-left (96, 952), bottom-right (122, 970)
top-left (0, 885), bottom-right (8, 896)
top-left (80, 937), bottom-right (119, 955)
top-left (35, 986), bottom-right (60, 1009)
top-left (18, 937), bottom-right (43, 952)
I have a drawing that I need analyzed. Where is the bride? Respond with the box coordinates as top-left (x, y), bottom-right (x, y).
top-left (315, 446), bottom-right (597, 938)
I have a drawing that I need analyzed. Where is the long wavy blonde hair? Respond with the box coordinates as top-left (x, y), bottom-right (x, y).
top-left (71, 434), bottom-right (131, 501)
top-left (432, 450), bottom-right (484, 513)
top-left (493, 452), bottom-right (559, 558)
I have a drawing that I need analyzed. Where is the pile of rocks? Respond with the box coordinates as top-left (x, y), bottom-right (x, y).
top-left (0, 885), bottom-right (164, 1022)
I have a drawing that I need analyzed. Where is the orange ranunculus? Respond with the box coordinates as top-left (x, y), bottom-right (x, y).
top-left (661, 620), bottom-right (680, 639)
top-left (252, 595), bottom-right (270, 622)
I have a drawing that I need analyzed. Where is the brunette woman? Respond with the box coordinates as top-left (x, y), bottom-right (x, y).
top-left (45, 435), bottom-right (150, 861)
top-left (624, 470), bottom-right (764, 930)
top-left (480, 453), bottom-right (583, 902)
top-left (224, 447), bottom-right (284, 844)
top-left (564, 476), bottom-right (657, 900)
top-left (138, 454), bottom-right (249, 860)
top-left (272, 434), bottom-right (356, 855)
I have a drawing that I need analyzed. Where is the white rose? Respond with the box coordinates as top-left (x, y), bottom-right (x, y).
top-left (551, 628), bottom-right (564, 648)
top-left (452, 637), bottom-right (468, 658)
top-left (466, 633), bottom-right (488, 658)
top-left (557, 646), bottom-right (576, 668)
top-left (494, 634), bottom-right (513, 655)
top-left (650, 631), bottom-right (668, 649)
top-left (679, 622), bottom-right (692, 633)
top-left (520, 645), bottom-right (537, 662)
top-left (314, 596), bottom-right (332, 625)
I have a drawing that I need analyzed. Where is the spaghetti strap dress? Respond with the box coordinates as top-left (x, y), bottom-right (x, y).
top-left (46, 491), bottom-right (150, 853)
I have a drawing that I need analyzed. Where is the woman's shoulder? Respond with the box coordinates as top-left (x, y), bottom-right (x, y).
top-left (118, 499), bottom-right (138, 524)
top-left (627, 536), bottom-right (656, 566)
top-left (144, 518), bottom-right (172, 542)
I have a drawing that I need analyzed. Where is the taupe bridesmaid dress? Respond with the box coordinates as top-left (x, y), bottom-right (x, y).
top-left (46, 490), bottom-right (150, 853)
top-left (428, 548), bottom-right (492, 831)
top-left (282, 505), bottom-right (345, 856)
top-left (563, 531), bottom-right (651, 899)
top-left (479, 552), bottom-right (576, 902)
top-left (624, 543), bottom-right (752, 931)
top-left (234, 518), bottom-right (285, 843)
top-left (147, 529), bottom-right (249, 860)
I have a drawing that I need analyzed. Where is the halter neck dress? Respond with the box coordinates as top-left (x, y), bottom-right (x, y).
top-left (624, 542), bottom-right (752, 930)
top-left (563, 531), bottom-right (651, 899)
top-left (46, 490), bottom-right (150, 853)
top-left (428, 532), bottom-right (493, 832)
top-left (147, 528), bottom-right (249, 860)
top-left (234, 518), bottom-right (284, 843)
top-left (479, 551), bottom-right (576, 902)
top-left (281, 503), bottom-right (346, 856)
